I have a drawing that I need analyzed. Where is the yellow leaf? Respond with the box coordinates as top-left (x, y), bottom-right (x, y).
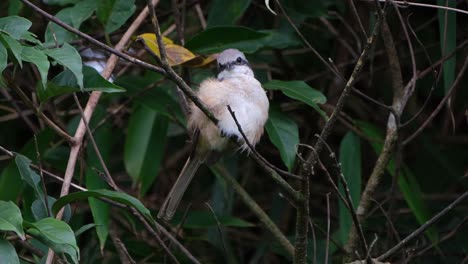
top-left (137, 33), bottom-right (199, 66)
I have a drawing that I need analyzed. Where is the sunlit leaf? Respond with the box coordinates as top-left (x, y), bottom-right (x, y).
top-left (0, 201), bottom-right (25, 240)
top-left (265, 106), bottom-right (299, 171)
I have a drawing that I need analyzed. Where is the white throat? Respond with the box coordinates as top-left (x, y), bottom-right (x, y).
top-left (217, 65), bottom-right (254, 81)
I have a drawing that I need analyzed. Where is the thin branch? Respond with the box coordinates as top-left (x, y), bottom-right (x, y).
top-left (109, 225), bottom-right (136, 264)
top-left (72, 93), bottom-right (119, 190)
top-left (4, 80), bottom-right (74, 144)
top-left (377, 190), bottom-right (468, 261)
top-left (213, 164), bottom-right (295, 257)
top-left (0, 87), bottom-right (38, 133)
top-left (403, 55), bottom-right (468, 145)
top-left (372, 0), bottom-right (468, 16)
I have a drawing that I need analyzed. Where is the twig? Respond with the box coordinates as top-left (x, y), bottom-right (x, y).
top-left (34, 135), bottom-right (51, 217)
top-left (347, 0), bottom-right (368, 40)
top-left (72, 93), bottom-right (119, 190)
top-left (205, 203), bottom-right (228, 259)
top-left (371, 0), bottom-right (468, 15)
top-left (0, 87), bottom-right (38, 133)
top-left (109, 225), bottom-right (136, 264)
top-left (403, 55), bottom-right (468, 145)
top-left (4, 80), bottom-right (74, 144)
top-left (377, 190), bottom-right (468, 261)
top-left (293, 4), bottom-right (385, 263)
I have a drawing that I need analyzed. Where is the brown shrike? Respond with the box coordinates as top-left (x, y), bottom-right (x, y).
top-left (158, 49), bottom-right (269, 220)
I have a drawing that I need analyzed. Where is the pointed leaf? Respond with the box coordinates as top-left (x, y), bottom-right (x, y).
top-left (52, 189), bottom-right (154, 224)
top-left (265, 106), bottom-right (299, 171)
top-left (0, 201), bottom-right (25, 240)
top-left (264, 80), bottom-right (327, 118)
top-left (0, 239), bottom-right (20, 264)
top-left (0, 16), bottom-right (31, 39)
top-left (338, 131), bottom-right (361, 244)
top-left (44, 43), bottom-right (83, 89)
top-left (0, 42), bottom-right (7, 73)
top-left (86, 120), bottom-right (113, 250)
top-left (44, 0), bottom-right (97, 44)
top-left (207, 0), bottom-right (251, 27)
top-left (185, 26), bottom-right (269, 54)
top-left (357, 121), bottom-right (438, 243)
top-left (0, 33), bottom-right (23, 67)
top-left (21, 46), bottom-right (50, 88)
top-left (24, 218), bottom-right (79, 264)
top-left (97, 0), bottom-right (136, 33)
top-left (39, 66), bottom-right (124, 101)
top-left (124, 105), bottom-right (168, 195)
top-left (15, 154), bottom-right (46, 203)
top-left (138, 33), bottom-right (198, 66)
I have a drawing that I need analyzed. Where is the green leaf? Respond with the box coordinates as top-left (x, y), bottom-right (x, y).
top-left (21, 46), bottom-right (50, 88)
top-left (437, 0), bottom-right (456, 94)
top-left (97, 0), bottom-right (136, 33)
top-left (264, 80), bottom-right (327, 118)
top-left (31, 196), bottom-right (72, 222)
top-left (43, 0), bottom-right (80, 6)
top-left (0, 42), bottom-right (7, 73)
top-left (356, 121), bottom-right (438, 243)
top-left (124, 105), bottom-right (168, 195)
top-left (0, 130), bottom-right (55, 201)
top-left (0, 239), bottom-right (20, 264)
top-left (15, 154), bottom-right (46, 203)
top-left (44, 43), bottom-right (83, 90)
top-left (0, 16), bottom-right (32, 39)
top-left (52, 189), bottom-right (154, 224)
top-left (171, 210), bottom-right (254, 229)
top-left (207, 0), bottom-right (251, 27)
top-left (0, 201), bottom-right (25, 240)
top-left (85, 118), bottom-right (113, 251)
top-left (265, 106), bottom-right (299, 171)
top-left (74, 223), bottom-right (97, 237)
top-left (0, 33), bottom-right (23, 67)
top-left (185, 26), bottom-right (269, 54)
top-left (258, 30), bottom-right (301, 49)
top-left (8, 0), bottom-right (23, 16)
top-left (24, 218), bottom-right (79, 264)
top-left (338, 131), bottom-right (361, 245)
top-left (44, 0), bottom-right (97, 44)
top-left (39, 66), bottom-right (125, 101)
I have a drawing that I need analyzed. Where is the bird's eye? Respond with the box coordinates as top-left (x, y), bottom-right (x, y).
top-left (236, 57), bottom-right (242, 63)
top-left (218, 63), bottom-right (226, 70)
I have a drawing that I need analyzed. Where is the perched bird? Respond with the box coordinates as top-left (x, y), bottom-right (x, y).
top-left (157, 49), bottom-right (269, 220)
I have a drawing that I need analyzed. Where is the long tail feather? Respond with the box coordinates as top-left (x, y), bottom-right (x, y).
top-left (157, 154), bottom-right (204, 220)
